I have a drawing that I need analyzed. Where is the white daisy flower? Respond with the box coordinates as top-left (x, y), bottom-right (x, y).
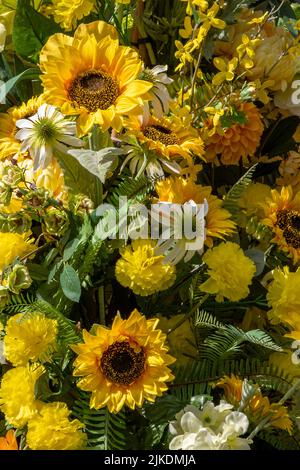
top-left (15, 103), bottom-right (83, 171)
top-left (143, 65), bottom-right (173, 118)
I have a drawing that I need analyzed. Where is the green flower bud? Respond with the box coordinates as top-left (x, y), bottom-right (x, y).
top-left (6, 264), bottom-right (32, 294)
top-left (24, 188), bottom-right (51, 208)
top-left (0, 285), bottom-right (10, 308)
top-left (70, 194), bottom-right (94, 216)
top-left (42, 208), bottom-right (70, 238)
top-left (0, 212), bottom-right (32, 233)
top-left (0, 182), bottom-right (12, 206)
top-left (1, 165), bottom-right (24, 187)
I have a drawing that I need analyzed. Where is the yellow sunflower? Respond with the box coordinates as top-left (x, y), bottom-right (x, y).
top-left (125, 111), bottom-right (204, 165)
top-left (205, 102), bottom-right (264, 165)
top-left (72, 309), bottom-right (175, 413)
top-left (39, 21), bottom-right (152, 136)
top-left (155, 176), bottom-right (235, 247)
top-left (261, 186), bottom-right (300, 263)
top-left (0, 96), bottom-right (44, 160)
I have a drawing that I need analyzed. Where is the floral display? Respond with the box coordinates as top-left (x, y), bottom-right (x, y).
top-left (1, 0), bottom-right (300, 451)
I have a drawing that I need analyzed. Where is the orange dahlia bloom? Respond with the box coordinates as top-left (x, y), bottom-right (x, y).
top-left (205, 102), bottom-right (264, 165)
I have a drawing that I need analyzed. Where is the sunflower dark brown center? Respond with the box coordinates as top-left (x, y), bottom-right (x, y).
top-left (68, 69), bottom-right (119, 112)
top-left (100, 341), bottom-right (145, 385)
top-left (143, 125), bottom-right (179, 146)
top-left (277, 209), bottom-right (300, 249)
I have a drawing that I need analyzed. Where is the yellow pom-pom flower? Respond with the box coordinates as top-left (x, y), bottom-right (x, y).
top-left (261, 186), bottom-right (300, 263)
top-left (26, 402), bottom-right (87, 450)
top-left (0, 364), bottom-right (44, 428)
top-left (0, 232), bottom-right (34, 274)
top-left (158, 314), bottom-right (197, 366)
top-left (205, 102), bottom-right (264, 165)
top-left (267, 266), bottom-right (300, 329)
top-left (39, 21), bottom-right (152, 136)
top-left (201, 242), bottom-right (256, 302)
top-left (72, 309), bottom-right (175, 413)
top-left (238, 183), bottom-right (272, 219)
top-left (51, 0), bottom-right (95, 31)
top-left (4, 313), bottom-right (58, 366)
top-left (115, 240), bottom-right (176, 296)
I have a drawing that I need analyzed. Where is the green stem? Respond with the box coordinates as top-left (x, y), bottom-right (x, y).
top-left (98, 286), bottom-right (106, 325)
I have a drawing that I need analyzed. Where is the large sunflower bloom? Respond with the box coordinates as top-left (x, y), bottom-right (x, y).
top-left (155, 176), bottom-right (235, 247)
top-left (39, 21), bottom-right (153, 136)
top-left (72, 309), bottom-right (175, 413)
top-left (261, 186), bottom-right (300, 263)
top-left (0, 96), bottom-right (44, 160)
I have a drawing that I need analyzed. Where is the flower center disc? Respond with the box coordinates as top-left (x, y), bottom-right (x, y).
top-left (69, 70), bottom-right (119, 112)
top-left (143, 125), bottom-right (179, 146)
top-left (277, 209), bottom-right (300, 249)
top-left (100, 341), bottom-right (145, 385)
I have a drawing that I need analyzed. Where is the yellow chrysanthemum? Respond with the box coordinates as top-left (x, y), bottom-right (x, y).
top-left (39, 21), bottom-right (152, 136)
top-left (4, 313), bottom-right (58, 366)
top-left (51, 0), bottom-right (95, 31)
top-left (26, 402), bottom-right (87, 450)
top-left (158, 314), bottom-right (197, 366)
top-left (125, 112), bottom-right (204, 165)
top-left (276, 151), bottom-right (300, 191)
top-left (155, 176), bottom-right (235, 247)
top-left (267, 266), bottom-right (300, 329)
top-left (269, 351), bottom-right (300, 382)
top-left (261, 186), bottom-right (300, 263)
top-left (205, 102), bottom-right (264, 165)
top-left (201, 242), bottom-right (256, 302)
top-left (0, 96), bottom-right (44, 160)
top-left (217, 375), bottom-right (292, 433)
top-left (115, 240), bottom-right (176, 296)
top-left (72, 309), bottom-right (175, 413)
top-left (0, 232), bottom-right (34, 274)
top-left (238, 183), bottom-right (272, 219)
top-left (0, 364), bottom-right (44, 428)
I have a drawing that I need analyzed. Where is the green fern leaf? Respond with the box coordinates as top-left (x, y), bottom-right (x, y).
top-left (223, 164), bottom-right (257, 222)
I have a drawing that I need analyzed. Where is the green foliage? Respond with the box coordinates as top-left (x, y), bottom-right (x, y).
top-left (0, 68), bottom-right (40, 104)
top-left (13, 0), bottom-right (62, 62)
top-left (72, 391), bottom-right (127, 450)
top-left (223, 164), bottom-right (257, 222)
top-left (107, 174), bottom-right (153, 207)
top-left (60, 264), bottom-right (82, 303)
top-left (195, 310), bottom-right (282, 361)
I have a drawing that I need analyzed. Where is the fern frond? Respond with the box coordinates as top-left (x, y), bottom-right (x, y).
top-left (107, 175), bottom-right (153, 207)
top-left (72, 391), bottom-right (127, 450)
top-left (223, 164), bottom-right (257, 222)
top-left (1, 292), bottom-right (36, 315)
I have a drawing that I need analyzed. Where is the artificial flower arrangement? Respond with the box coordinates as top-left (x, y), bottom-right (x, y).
top-left (1, 0), bottom-right (300, 451)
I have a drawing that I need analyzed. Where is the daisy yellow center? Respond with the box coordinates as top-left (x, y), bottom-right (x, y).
top-left (68, 69), bottom-right (119, 112)
top-left (277, 209), bottom-right (300, 249)
top-left (143, 125), bottom-right (179, 146)
top-left (100, 340), bottom-right (145, 385)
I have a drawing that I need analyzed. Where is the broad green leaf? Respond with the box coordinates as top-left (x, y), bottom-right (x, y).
top-left (0, 68), bottom-right (40, 103)
top-left (60, 264), bottom-right (81, 303)
top-left (12, 0), bottom-right (62, 62)
top-left (68, 148), bottom-right (121, 183)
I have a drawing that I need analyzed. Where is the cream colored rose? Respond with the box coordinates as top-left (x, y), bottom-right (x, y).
top-left (0, 22), bottom-right (6, 52)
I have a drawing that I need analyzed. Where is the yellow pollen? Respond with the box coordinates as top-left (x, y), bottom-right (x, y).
top-left (277, 209), bottom-right (300, 249)
top-left (100, 340), bottom-right (145, 385)
top-left (143, 125), bottom-right (179, 146)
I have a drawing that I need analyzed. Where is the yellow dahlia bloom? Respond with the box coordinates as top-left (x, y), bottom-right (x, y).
top-left (158, 314), bottom-right (197, 366)
top-left (267, 266), bottom-right (300, 328)
top-left (4, 313), bottom-right (58, 366)
top-left (125, 111), bottom-right (204, 166)
top-left (115, 240), bottom-right (176, 296)
top-left (261, 186), bottom-right (300, 263)
top-left (238, 183), bottom-right (272, 219)
top-left (269, 350), bottom-right (300, 382)
top-left (72, 309), bottom-right (175, 413)
top-left (0, 232), bottom-right (34, 274)
top-left (0, 364), bottom-right (44, 428)
top-left (51, 0), bottom-right (95, 31)
top-left (205, 102), bottom-right (264, 165)
top-left (39, 21), bottom-right (152, 136)
top-left (155, 176), bottom-right (235, 247)
top-left (26, 402), bottom-right (87, 450)
top-left (0, 96), bottom-right (43, 160)
top-left (276, 151), bottom-right (300, 190)
top-left (22, 157), bottom-right (67, 202)
top-left (217, 375), bottom-right (292, 433)
top-left (201, 242), bottom-right (256, 302)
